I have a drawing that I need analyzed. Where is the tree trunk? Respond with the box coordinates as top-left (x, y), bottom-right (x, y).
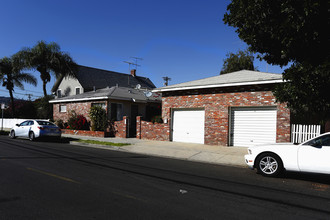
top-left (42, 80), bottom-right (48, 97)
top-left (9, 89), bottom-right (15, 118)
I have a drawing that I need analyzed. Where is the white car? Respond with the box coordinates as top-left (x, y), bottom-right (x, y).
top-left (245, 132), bottom-right (330, 177)
top-left (9, 120), bottom-right (61, 141)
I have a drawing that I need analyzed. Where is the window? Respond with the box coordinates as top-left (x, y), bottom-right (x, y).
top-left (57, 89), bottom-right (62, 98)
top-left (92, 102), bottom-right (106, 109)
top-left (76, 87), bottom-right (81, 95)
top-left (304, 134), bottom-right (330, 147)
top-left (59, 105), bottom-right (67, 113)
top-left (37, 121), bottom-right (55, 126)
top-left (20, 121), bottom-right (29, 126)
top-left (111, 103), bottom-right (123, 121)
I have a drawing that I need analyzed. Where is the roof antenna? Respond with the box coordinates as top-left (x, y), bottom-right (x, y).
top-left (130, 57), bottom-right (143, 71)
top-left (162, 76), bottom-right (171, 86)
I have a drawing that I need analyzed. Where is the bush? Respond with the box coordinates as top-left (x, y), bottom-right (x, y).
top-left (151, 115), bottom-right (163, 123)
top-left (89, 106), bottom-right (107, 131)
top-left (67, 110), bottom-right (89, 130)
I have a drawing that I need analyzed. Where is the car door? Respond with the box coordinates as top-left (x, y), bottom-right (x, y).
top-left (21, 121), bottom-right (33, 137)
top-left (297, 134), bottom-right (330, 174)
top-left (16, 121), bottom-right (29, 137)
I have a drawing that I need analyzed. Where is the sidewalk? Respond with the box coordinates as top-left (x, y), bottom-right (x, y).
top-left (64, 134), bottom-right (248, 168)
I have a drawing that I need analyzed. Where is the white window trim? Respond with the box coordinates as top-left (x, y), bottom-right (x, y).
top-left (59, 105), bottom-right (67, 113)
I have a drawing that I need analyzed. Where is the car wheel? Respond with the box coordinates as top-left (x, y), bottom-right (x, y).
top-left (10, 130), bottom-right (16, 139)
top-left (256, 153), bottom-right (283, 177)
top-left (29, 131), bottom-right (35, 141)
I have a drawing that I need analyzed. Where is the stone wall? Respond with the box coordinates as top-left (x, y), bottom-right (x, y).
top-left (136, 116), bottom-right (170, 141)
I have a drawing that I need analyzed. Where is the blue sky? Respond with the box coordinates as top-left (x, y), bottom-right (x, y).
top-left (0, 0), bottom-right (285, 100)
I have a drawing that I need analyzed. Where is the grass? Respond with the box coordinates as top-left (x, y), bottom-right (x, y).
top-left (74, 139), bottom-right (131, 147)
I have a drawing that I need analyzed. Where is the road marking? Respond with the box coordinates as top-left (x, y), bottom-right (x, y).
top-left (27, 167), bottom-right (80, 184)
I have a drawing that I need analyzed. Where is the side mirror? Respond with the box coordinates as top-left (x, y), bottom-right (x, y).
top-left (311, 141), bottom-right (322, 148)
top-left (16, 124), bottom-right (20, 127)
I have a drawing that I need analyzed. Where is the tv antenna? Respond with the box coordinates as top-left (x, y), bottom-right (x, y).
top-left (130, 57), bottom-right (143, 70)
top-left (162, 76), bottom-right (171, 86)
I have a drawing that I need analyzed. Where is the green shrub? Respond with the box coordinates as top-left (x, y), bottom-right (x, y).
top-left (89, 106), bottom-right (107, 131)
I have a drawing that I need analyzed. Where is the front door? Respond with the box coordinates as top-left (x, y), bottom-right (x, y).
top-left (129, 104), bottom-right (139, 137)
top-left (298, 134), bottom-right (330, 174)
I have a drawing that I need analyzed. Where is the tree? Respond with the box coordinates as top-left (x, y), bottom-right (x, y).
top-left (0, 55), bottom-right (37, 117)
top-left (223, 0), bottom-right (328, 67)
top-left (220, 49), bottom-right (257, 74)
top-left (223, 0), bottom-right (329, 122)
top-left (20, 41), bottom-right (77, 97)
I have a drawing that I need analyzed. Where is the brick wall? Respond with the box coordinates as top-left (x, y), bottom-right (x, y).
top-left (61, 129), bottom-right (108, 137)
top-left (53, 100), bottom-right (108, 122)
top-left (112, 116), bottom-right (128, 138)
top-left (160, 85), bottom-right (290, 145)
top-left (136, 116), bottom-right (170, 141)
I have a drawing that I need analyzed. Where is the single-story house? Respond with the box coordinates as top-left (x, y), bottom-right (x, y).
top-left (50, 86), bottom-right (161, 137)
top-left (151, 70), bottom-right (290, 147)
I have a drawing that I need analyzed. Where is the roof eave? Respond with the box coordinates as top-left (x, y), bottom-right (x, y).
top-left (152, 79), bottom-right (283, 93)
top-left (49, 96), bottom-right (109, 103)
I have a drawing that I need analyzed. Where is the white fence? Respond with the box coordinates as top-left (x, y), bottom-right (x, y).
top-left (1, 118), bottom-right (49, 130)
top-left (291, 124), bottom-right (321, 144)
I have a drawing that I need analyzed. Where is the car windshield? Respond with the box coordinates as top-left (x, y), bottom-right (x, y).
top-left (36, 121), bottom-right (56, 126)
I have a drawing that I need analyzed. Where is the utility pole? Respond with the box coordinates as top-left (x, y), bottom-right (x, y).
top-left (162, 76), bottom-right (171, 86)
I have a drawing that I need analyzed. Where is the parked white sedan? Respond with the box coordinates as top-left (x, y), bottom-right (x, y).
top-left (245, 132), bottom-right (330, 177)
top-left (9, 120), bottom-right (61, 141)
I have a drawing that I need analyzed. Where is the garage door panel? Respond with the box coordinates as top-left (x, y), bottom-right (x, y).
top-left (172, 110), bottom-right (205, 144)
top-left (231, 108), bottom-right (277, 147)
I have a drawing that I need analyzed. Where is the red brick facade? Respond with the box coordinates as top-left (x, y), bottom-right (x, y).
top-left (158, 85), bottom-right (290, 146)
top-left (53, 101), bottom-right (107, 122)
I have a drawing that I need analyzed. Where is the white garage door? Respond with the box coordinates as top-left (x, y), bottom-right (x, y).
top-left (172, 109), bottom-right (205, 144)
top-left (230, 107), bottom-right (277, 147)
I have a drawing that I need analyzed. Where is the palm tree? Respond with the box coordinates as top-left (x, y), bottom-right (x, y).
top-left (0, 55), bottom-right (37, 117)
top-left (20, 41), bottom-right (77, 97)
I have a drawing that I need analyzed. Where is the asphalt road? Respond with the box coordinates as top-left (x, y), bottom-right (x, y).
top-left (1, 136), bottom-right (330, 220)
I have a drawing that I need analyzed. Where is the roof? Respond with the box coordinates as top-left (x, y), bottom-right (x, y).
top-left (153, 70), bottom-right (283, 92)
top-left (49, 86), bottom-right (161, 103)
top-left (51, 65), bottom-right (156, 92)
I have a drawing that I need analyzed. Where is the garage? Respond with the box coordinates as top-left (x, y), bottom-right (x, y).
top-left (172, 109), bottom-right (205, 144)
top-left (230, 107), bottom-right (277, 147)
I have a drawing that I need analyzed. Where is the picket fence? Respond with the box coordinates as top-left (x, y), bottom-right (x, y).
top-left (291, 124), bottom-right (321, 144)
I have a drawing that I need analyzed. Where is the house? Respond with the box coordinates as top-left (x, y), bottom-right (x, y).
top-left (51, 65), bottom-right (156, 97)
top-left (50, 65), bottom-right (161, 137)
top-left (141, 70), bottom-right (290, 147)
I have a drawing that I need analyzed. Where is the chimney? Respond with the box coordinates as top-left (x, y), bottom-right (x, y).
top-left (131, 69), bottom-right (136, 77)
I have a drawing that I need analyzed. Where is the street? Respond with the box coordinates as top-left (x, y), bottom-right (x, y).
top-left (1, 136), bottom-right (330, 219)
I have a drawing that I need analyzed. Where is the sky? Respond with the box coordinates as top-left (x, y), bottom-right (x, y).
top-left (0, 0), bottom-right (286, 101)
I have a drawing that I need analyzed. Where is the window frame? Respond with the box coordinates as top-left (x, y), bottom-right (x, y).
top-left (59, 105), bottom-right (67, 113)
